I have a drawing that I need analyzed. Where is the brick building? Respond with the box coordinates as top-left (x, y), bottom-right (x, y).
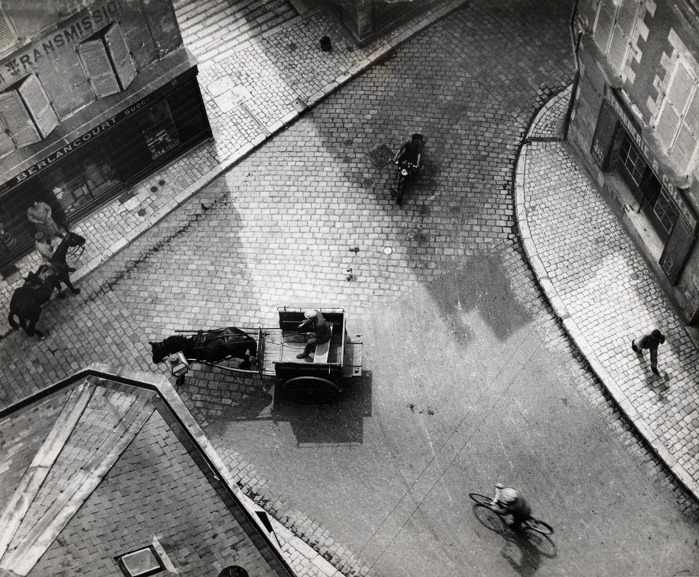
top-left (0, 0), bottom-right (211, 276)
top-left (0, 369), bottom-right (295, 577)
top-left (567, 0), bottom-right (699, 324)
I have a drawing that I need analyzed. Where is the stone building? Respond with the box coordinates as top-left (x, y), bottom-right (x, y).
top-left (567, 0), bottom-right (699, 324)
top-left (0, 369), bottom-right (295, 577)
top-left (0, 0), bottom-right (211, 276)
top-left (333, 0), bottom-right (445, 43)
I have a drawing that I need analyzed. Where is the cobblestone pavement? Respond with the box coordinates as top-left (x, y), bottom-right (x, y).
top-left (1, 1), bottom-right (698, 576)
top-left (0, 0), bottom-right (468, 321)
top-left (516, 87), bottom-right (699, 497)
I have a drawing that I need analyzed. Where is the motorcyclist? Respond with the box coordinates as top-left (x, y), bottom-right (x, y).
top-left (492, 483), bottom-right (532, 530)
top-left (394, 133), bottom-right (424, 171)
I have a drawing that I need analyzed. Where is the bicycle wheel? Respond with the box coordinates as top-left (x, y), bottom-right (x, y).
top-left (523, 517), bottom-right (554, 535)
top-left (469, 493), bottom-right (494, 506)
top-left (473, 504), bottom-right (506, 534)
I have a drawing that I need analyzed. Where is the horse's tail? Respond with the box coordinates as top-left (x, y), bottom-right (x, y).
top-left (8, 310), bottom-right (19, 329)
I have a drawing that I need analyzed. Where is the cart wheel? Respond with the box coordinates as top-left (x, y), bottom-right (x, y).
top-left (279, 376), bottom-right (342, 403)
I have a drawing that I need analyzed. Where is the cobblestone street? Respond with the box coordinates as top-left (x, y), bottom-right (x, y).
top-left (0, 2), bottom-right (698, 577)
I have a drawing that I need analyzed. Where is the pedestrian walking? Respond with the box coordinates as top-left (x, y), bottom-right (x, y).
top-left (632, 329), bottom-right (666, 375)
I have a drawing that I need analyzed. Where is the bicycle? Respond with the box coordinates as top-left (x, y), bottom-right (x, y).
top-left (469, 492), bottom-right (554, 536)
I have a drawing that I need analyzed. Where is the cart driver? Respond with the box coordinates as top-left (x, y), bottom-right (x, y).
top-left (296, 309), bottom-right (332, 360)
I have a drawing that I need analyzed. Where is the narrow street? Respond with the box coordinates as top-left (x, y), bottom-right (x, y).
top-left (0, 1), bottom-right (697, 576)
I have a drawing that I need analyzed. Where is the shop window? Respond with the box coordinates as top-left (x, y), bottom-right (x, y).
top-left (138, 100), bottom-right (180, 161)
top-left (78, 23), bottom-right (137, 98)
top-left (0, 73), bottom-right (59, 147)
top-left (652, 189), bottom-right (678, 236)
top-left (593, 0), bottom-right (639, 74)
top-left (45, 152), bottom-right (122, 220)
top-left (654, 58), bottom-right (699, 175)
top-left (619, 134), bottom-right (645, 185)
top-left (116, 545), bottom-right (163, 577)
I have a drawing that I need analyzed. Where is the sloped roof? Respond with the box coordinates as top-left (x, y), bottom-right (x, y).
top-left (0, 368), bottom-right (295, 577)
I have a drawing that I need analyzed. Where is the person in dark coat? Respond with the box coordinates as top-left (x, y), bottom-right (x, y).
top-left (632, 329), bottom-right (666, 375)
top-left (296, 310), bottom-right (332, 359)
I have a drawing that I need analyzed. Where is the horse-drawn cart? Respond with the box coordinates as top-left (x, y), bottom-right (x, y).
top-left (151, 307), bottom-right (362, 399)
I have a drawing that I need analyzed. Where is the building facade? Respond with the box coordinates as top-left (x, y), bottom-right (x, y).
top-left (0, 0), bottom-right (211, 276)
top-left (333, 0), bottom-right (446, 44)
top-left (567, 0), bottom-right (699, 324)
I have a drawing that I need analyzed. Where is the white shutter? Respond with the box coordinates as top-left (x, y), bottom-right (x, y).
top-left (0, 89), bottom-right (40, 147)
top-left (607, 0), bottom-right (637, 72)
top-left (656, 101), bottom-right (680, 150)
top-left (104, 23), bottom-right (137, 90)
top-left (0, 121), bottom-right (15, 157)
top-left (655, 61), bottom-right (694, 150)
top-left (0, 10), bottom-right (17, 54)
top-left (672, 91), bottom-right (699, 174)
top-left (18, 74), bottom-right (58, 138)
top-left (78, 37), bottom-right (120, 98)
top-left (594, 0), bottom-right (617, 53)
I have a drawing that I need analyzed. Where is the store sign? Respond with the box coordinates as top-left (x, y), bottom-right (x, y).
top-left (607, 89), bottom-right (697, 229)
top-left (0, 0), bottom-right (120, 87)
top-left (4, 89), bottom-right (158, 191)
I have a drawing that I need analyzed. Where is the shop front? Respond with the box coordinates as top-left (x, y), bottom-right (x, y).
top-left (0, 67), bottom-right (211, 276)
top-left (590, 88), bottom-right (699, 323)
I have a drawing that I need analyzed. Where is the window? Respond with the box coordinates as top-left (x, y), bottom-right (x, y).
top-left (654, 58), bottom-right (699, 175)
top-left (78, 23), bottom-right (137, 98)
top-left (593, 0), bottom-right (639, 74)
top-left (619, 134), bottom-right (645, 185)
top-left (138, 100), bottom-right (180, 160)
top-left (652, 189), bottom-right (679, 235)
top-left (0, 73), bottom-right (58, 147)
top-left (116, 546), bottom-right (163, 577)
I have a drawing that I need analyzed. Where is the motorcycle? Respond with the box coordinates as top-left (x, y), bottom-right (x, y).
top-left (392, 134), bottom-right (424, 206)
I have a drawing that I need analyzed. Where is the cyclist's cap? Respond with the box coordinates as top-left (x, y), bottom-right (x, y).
top-left (500, 488), bottom-right (518, 503)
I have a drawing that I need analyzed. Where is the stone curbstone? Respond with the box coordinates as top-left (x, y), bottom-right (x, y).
top-left (513, 85), bottom-right (699, 501)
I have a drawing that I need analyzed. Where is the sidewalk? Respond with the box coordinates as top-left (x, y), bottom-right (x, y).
top-left (0, 0), bottom-right (468, 335)
top-left (515, 86), bottom-right (699, 499)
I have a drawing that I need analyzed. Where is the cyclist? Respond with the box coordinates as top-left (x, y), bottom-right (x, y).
top-left (491, 483), bottom-right (532, 531)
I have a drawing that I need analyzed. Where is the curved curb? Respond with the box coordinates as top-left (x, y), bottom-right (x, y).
top-left (513, 86), bottom-right (699, 501)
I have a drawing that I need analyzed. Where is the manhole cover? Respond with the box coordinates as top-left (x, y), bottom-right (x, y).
top-left (368, 145), bottom-right (394, 168)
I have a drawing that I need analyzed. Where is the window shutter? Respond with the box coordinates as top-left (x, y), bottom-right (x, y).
top-left (78, 38), bottom-right (120, 98)
top-left (104, 23), bottom-right (137, 90)
top-left (607, 1), bottom-right (637, 72)
top-left (672, 91), bottom-right (699, 174)
top-left (18, 74), bottom-right (58, 138)
top-left (656, 61), bottom-right (694, 150)
top-left (0, 10), bottom-right (17, 54)
top-left (0, 89), bottom-right (40, 147)
top-left (0, 121), bottom-right (14, 157)
top-left (594, 0), bottom-right (617, 53)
